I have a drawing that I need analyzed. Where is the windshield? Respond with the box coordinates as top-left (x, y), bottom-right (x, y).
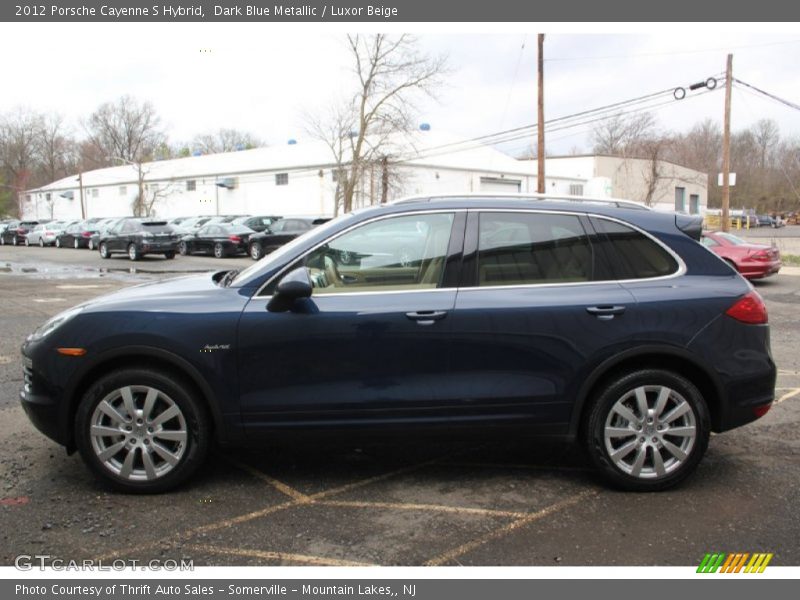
top-left (232, 213), bottom-right (349, 286)
top-left (716, 232), bottom-right (747, 245)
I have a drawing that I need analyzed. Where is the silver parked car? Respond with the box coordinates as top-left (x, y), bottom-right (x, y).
top-left (26, 221), bottom-right (70, 247)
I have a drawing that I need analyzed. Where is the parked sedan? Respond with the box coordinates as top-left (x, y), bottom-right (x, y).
top-left (1, 220), bottom-right (43, 245)
top-left (98, 219), bottom-right (180, 260)
top-left (56, 221), bottom-right (101, 249)
top-left (247, 217), bottom-right (330, 260)
top-left (179, 223), bottom-right (255, 258)
top-left (230, 215), bottom-right (281, 233)
top-left (87, 217), bottom-right (131, 250)
top-left (26, 221), bottom-right (70, 246)
top-left (701, 231), bottom-right (782, 279)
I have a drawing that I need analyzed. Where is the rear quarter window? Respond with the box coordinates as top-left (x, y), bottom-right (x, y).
top-left (590, 217), bottom-right (679, 280)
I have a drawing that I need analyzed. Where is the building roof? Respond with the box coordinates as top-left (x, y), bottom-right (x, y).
top-left (28, 131), bottom-right (547, 194)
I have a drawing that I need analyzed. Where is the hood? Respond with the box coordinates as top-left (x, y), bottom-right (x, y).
top-left (81, 271), bottom-right (228, 312)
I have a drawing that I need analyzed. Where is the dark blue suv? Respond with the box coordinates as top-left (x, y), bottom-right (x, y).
top-left (20, 196), bottom-right (776, 493)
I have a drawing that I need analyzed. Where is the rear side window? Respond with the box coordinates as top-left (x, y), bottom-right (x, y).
top-left (477, 212), bottom-right (594, 286)
top-left (590, 217), bottom-right (679, 280)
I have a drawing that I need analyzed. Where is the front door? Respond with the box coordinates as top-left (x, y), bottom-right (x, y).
top-left (237, 211), bottom-right (464, 436)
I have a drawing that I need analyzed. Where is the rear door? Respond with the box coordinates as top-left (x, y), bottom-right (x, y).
top-left (447, 210), bottom-right (638, 433)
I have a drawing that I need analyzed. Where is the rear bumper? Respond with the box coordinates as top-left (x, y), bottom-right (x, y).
top-left (739, 259), bottom-right (781, 279)
top-left (688, 316), bottom-right (776, 432)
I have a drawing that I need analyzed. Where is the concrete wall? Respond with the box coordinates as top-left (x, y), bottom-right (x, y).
top-left (594, 156), bottom-right (707, 214)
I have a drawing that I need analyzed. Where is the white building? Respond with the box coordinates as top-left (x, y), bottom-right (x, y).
top-left (527, 154), bottom-right (708, 215)
top-left (21, 133), bottom-right (706, 220)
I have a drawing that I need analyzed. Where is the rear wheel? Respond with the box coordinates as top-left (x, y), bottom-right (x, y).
top-left (213, 243), bottom-right (226, 259)
top-left (55, 237), bottom-right (61, 248)
top-left (128, 243), bottom-right (140, 261)
top-left (75, 368), bottom-right (211, 493)
top-left (74, 238), bottom-right (80, 249)
top-left (178, 241), bottom-right (189, 256)
top-left (25, 237), bottom-right (30, 246)
top-left (249, 242), bottom-right (262, 261)
top-left (88, 239), bottom-right (94, 250)
top-left (12, 236), bottom-right (17, 246)
top-left (164, 251), bottom-right (176, 259)
top-left (39, 238), bottom-right (44, 247)
top-left (584, 369), bottom-right (709, 492)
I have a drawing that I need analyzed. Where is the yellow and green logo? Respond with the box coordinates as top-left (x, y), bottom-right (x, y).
top-left (697, 552), bottom-right (773, 573)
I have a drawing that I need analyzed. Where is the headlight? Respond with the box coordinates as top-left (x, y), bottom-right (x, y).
top-left (28, 306), bottom-right (84, 341)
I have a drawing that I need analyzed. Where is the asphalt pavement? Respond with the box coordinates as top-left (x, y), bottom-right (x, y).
top-left (0, 244), bottom-right (798, 567)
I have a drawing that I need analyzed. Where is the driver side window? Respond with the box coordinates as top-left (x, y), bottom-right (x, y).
top-left (298, 213), bottom-right (455, 294)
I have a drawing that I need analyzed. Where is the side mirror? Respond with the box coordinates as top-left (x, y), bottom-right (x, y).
top-left (267, 267), bottom-right (313, 312)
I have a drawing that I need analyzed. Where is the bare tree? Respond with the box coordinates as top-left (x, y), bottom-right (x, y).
top-left (38, 113), bottom-right (77, 183)
top-left (192, 128), bottom-right (263, 155)
top-left (84, 96), bottom-right (165, 166)
top-left (592, 112), bottom-right (656, 155)
top-left (0, 107), bottom-right (44, 215)
top-left (752, 119), bottom-right (780, 171)
top-left (307, 34), bottom-right (446, 214)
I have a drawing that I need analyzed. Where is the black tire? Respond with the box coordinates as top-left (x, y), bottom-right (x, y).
top-left (583, 369), bottom-right (710, 492)
top-left (74, 367), bottom-right (211, 494)
top-left (249, 242), bottom-right (262, 261)
top-left (12, 236), bottom-right (17, 246)
top-left (213, 243), bottom-right (226, 259)
top-left (128, 243), bottom-right (140, 261)
top-left (178, 241), bottom-right (189, 256)
top-left (164, 251), bottom-right (176, 259)
top-left (74, 238), bottom-right (80, 249)
top-left (88, 239), bottom-right (94, 250)
top-left (55, 237), bottom-right (61, 248)
top-left (99, 242), bottom-right (110, 259)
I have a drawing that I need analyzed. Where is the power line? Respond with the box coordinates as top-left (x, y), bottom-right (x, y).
top-left (733, 78), bottom-right (800, 112)
top-left (544, 39), bottom-right (800, 62)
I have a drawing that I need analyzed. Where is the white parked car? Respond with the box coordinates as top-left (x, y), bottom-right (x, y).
top-left (25, 221), bottom-right (69, 247)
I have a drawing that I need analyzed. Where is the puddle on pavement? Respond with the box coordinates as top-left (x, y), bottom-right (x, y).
top-left (0, 261), bottom-right (210, 281)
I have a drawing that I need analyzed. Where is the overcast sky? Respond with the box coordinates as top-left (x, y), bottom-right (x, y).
top-left (2, 24), bottom-right (799, 157)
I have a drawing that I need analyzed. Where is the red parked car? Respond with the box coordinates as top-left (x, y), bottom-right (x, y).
top-left (701, 231), bottom-right (782, 279)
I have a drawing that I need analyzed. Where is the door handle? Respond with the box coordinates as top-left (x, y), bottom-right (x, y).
top-left (406, 310), bottom-right (448, 325)
top-left (586, 305), bottom-right (626, 320)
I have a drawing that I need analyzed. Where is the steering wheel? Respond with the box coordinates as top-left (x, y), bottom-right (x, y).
top-left (323, 255), bottom-right (343, 287)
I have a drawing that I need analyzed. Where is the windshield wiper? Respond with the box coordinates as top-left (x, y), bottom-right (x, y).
top-left (220, 269), bottom-right (239, 287)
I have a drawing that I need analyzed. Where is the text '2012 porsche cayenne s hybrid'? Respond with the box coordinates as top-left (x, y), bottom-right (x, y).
top-left (20, 196), bottom-right (776, 493)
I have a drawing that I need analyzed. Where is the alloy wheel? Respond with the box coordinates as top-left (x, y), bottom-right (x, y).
top-left (250, 244), bottom-right (261, 260)
top-left (603, 385), bottom-right (697, 479)
top-left (74, 238), bottom-right (79, 249)
top-left (89, 385), bottom-right (188, 482)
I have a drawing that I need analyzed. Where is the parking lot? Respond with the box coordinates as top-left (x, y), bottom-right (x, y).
top-left (1, 243), bottom-right (799, 567)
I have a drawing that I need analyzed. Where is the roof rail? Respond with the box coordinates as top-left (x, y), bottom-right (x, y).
top-left (392, 192), bottom-right (650, 210)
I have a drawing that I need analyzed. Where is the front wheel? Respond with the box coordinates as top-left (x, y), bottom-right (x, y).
top-left (55, 237), bottom-right (61, 248)
top-left (164, 251), bottom-right (176, 259)
top-left (74, 238), bottom-right (80, 249)
top-left (88, 239), bottom-right (94, 250)
top-left (39, 238), bottom-right (44, 247)
top-left (128, 243), bottom-right (140, 261)
top-left (584, 369), bottom-right (710, 492)
top-left (25, 237), bottom-right (30, 246)
top-left (74, 368), bottom-right (211, 493)
top-left (178, 241), bottom-right (189, 256)
top-left (99, 242), bottom-right (110, 259)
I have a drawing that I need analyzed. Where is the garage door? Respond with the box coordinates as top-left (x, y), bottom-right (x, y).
top-left (480, 177), bottom-right (521, 193)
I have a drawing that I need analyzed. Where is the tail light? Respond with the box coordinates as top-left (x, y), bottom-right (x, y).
top-left (229, 235), bottom-right (242, 243)
top-left (725, 290), bottom-right (768, 324)
top-left (82, 231), bottom-right (92, 237)
top-left (752, 403), bottom-right (772, 418)
top-left (749, 249), bottom-right (770, 261)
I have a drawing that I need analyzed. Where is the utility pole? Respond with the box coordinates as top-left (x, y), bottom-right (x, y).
top-left (537, 34), bottom-right (546, 194)
top-left (78, 172), bottom-right (86, 219)
top-left (721, 53), bottom-right (733, 233)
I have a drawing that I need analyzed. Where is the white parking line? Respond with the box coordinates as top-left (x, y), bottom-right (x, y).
top-left (776, 387), bottom-right (800, 404)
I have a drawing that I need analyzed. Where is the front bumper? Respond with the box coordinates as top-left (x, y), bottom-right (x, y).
top-left (19, 355), bottom-right (65, 445)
